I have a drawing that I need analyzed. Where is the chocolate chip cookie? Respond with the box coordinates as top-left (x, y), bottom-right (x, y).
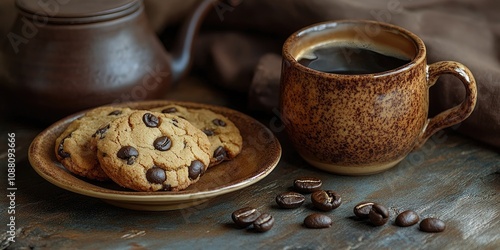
top-left (95, 111), bottom-right (211, 191)
top-left (152, 105), bottom-right (243, 166)
top-left (55, 107), bottom-right (133, 181)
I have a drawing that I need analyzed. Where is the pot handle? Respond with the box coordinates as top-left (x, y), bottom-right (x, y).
top-left (170, 0), bottom-right (239, 83)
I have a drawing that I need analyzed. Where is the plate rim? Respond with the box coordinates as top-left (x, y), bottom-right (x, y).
top-left (28, 100), bottom-right (282, 203)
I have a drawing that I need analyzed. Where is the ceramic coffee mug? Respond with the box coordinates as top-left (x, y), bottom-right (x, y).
top-left (280, 20), bottom-right (477, 175)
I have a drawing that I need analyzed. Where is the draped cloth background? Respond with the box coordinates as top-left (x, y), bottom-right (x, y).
top-left (1, 0), bottom-right (499, 149)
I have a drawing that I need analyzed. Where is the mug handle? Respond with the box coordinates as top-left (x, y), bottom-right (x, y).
top-left (414, 61), bottom-right (478, 148)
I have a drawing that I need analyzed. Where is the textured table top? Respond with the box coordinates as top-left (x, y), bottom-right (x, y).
top-left (1, 77), bottom-right (499, 249)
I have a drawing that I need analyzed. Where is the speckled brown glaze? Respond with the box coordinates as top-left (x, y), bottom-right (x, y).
top-left (280, 20), bottom-right (477, 175)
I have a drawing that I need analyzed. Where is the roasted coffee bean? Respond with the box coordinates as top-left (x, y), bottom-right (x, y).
top-left (303, 213), bottom-right (332, 229)
top-left (293, 177), bottom-right (322, 193)
top-left (353, 202), bottom-right (375, 219)
top-left (161, 107), bottom-right (178, 113)
top-left (311, 190), bottom-right (342, 211)
top-left (420, 218), bottom-right (446, 232)
top-left (231, 207), bottom-right (261, 228)
top-left (213, 146), bottom-right (227, 163)
top-left (108, 110), bottom-right (122, 116)
top-left (117, 146), bottom-right (139, 165)
top-left (368, 204), bottom-right (389, 226)
top-left (212, 118), bottom-right (226, 127)
top-left (396, 210), bottom-right (420, 227)
top-left (146, 166), bottom-right (166, 184)
top-left (253, 213), bottom-right (274, 232)
top-left (143, 113), bottom-right (159, 127)
top-left (188, 160), bottom-right (205, 180)
top-left (154, 136), bottom-right (172, 151)
top-left (275, 192), bottom-right (305, 209)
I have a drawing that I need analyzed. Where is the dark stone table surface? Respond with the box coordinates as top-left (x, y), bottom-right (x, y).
top-left (1, 77), bottom-right (499, 249)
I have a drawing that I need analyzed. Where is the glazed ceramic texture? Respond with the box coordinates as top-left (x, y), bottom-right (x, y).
top-left (280, 20), bottom-right (477, 175)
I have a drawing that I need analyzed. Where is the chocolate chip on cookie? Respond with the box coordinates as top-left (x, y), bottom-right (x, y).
top-left (57, 133), bottom-right (72, 158)
top-left (212, 118), bottom-right (226, 127)
top-left (161, 107), bottom-right (178, 114)
top-left (188, 160), bottom-right (205, 180)
top-left (146, 166), bottom-right (166, 184)
top-left (213, 146), bottom-right (228, 164)
top-left (143, 112), bottom-right (160, 127)
top-left (108, 110), bottom-right (123, 116)
top-left (202, 129), bottom-right (215, 136)
top-left (117, 146), bottom-right (139, 165)
top-left (153, 136), bottom-right (172, 151)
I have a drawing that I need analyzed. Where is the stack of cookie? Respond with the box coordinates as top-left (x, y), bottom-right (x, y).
top-left (55, 105), bottom-right (243, 192)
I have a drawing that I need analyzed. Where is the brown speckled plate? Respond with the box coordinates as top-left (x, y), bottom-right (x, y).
top-left (28, 100), bottom-right (281, 211)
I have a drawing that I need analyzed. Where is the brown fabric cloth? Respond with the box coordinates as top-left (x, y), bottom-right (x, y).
top-left (1, 0), bottom-right (499, 149)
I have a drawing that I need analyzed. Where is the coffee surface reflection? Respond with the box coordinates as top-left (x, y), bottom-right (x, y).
top-left (298, 45), bottom-right (411, 74)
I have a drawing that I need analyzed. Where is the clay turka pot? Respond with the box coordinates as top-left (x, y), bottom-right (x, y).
top-left (0, 0), bottom-right (218, 123)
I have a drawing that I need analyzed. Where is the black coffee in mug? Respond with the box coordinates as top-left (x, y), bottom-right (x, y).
top-left (298, 44), bottom-right (411, 74)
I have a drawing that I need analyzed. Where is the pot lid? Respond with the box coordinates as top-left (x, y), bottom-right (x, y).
top-left (15, 0), bottom-right (141, 24)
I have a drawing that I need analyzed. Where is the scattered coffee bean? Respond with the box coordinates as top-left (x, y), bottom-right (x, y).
top-left (232, 207), bottom-right (261, 228)
top-left (420, 218), bottom-right (446, 232)
top-left (188, 160), bottom-right (205, 180)
top-left (213, 118), bottom-right (226, 127)
top-left (143, 113), bottom-right (159, 127)
top-left (293, 177), bottom-right (322, 193)
top-left (146, 166), bottom-right (166, 184)
top-left (396, 210), bottom-right (420, 227)
top-left (154, 136), bottom-right (172, 151)
top-left (117, 146), bottom-right (139, 165)
top-left (311, 190), bottom-right (342, 211)
top-left (275, 192), bottom-right (305, 209)
top-left (368, 204), bottom-right (390, 226)
top-left (353, 202), bottom-right (375, 219)
top-left (253, 213), bottom-right (274, 232)
top-left (303, 213), bottom-right (332, 229)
